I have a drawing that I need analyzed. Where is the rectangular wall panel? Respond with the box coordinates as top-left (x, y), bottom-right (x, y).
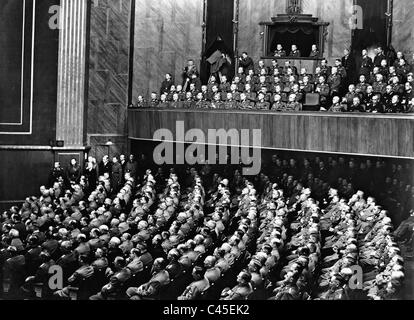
top-left (128, 109), bottom-right (414, 159)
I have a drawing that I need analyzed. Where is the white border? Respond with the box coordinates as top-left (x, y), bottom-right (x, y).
top-left (0, 0), bottom-right (35, 134)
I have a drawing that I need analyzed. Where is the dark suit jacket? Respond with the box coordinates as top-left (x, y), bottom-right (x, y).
top-left (239, 57), bottom-right (254, 73)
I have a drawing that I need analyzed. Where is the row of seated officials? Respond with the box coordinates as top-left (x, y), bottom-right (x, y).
top-left (130, 53), bottom-right (414, 113)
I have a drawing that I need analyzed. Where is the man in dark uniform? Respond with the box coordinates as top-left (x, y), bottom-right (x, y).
top-left (188, 83), bottom-right (199, 100)
top-left (342, 48), bottom-right (356, 83)
top-left (285, 93), bottom-right (302, 111)
top-left (160, 73), bottom-right (174, 95)
top-left (387, 66), bottom-right (399, 84)
top-left (328, 96), bottom-right (346, 112)
top-left (239, 52), bottom-right (254, 74)
top-left (355, 75), bottom-right (369, 96)
top-left (270, 59), bottom-right (281, 75)
top-left (182, 59), bottom-right (199, 87)
top-left (166, 85), bottom-right (176, 101)
top-left (274, 44), bottom-right (287, 58)
top-left (238, 93), bottom-right (254, 110)
top-left (111, 156), bottom-right (123, 193)
top-left (255, 75), bottom-right (270, 92)
top-left (256, 60), bottom-right (269, 76)
top-left (348, 97), bottom-right (365, 112)
top-left (125, 154), bottom-right (138, 179)
top-left (289, 44), bottom-right (301, 57)
top-left (244, 83), bottom-right (257, 103)
top-left (234, 67), bottom-right (246, 83)
top-left (229, 84), bottom-right (241, 102)
top-left (99, 155), bottom-right (112, 177)
top-left (372, 74), bottom-right (387, 96)
top-left (195, 92), bottom-right (209, 109)
top-left (366, 95), bottom-right (385, 113)
top-left (157, 94), bottom-right (169, 109)
top-left (360, 49), bottom-right (374, 78)
top-left (396, 59), bottom-right (411, 82)
top-left (255, 92), bottom-right (270, 110)
top-left (385, 95), bottom-right (404, 113)
top-left (219, 75), bottom-right (231, 99)
top-left (233, 76), bottom-right (244, 92)
top-left (148, 92), bottom-right (159, 108)
top-left (271, 94), bottom-right (286, 111)
top-left (309, 44), bottom-right (320, 57)
top-left (134, 95), bottom-right (147, 108)
top-left (390, 76), bottom-right (404, 97)
top-left (211, 93), bottom-right (225, 110)
top-left (362, 85), bottom-right (376, 106)
top-left (315, 76), bottom-right (330, 107)
top-left (183, 92), bottom-right (195, 109)
top-left (169, 93), bottom-right (184, 109)
top-left (301, 76), bottom-right (315, 94)
top-left (327, 67), bottom-right (342, 98)
top-left (291, 84), bottom-right (304, 103)
top-left (298, 68), bottom-right (313, 84)
top-left (200, 85), bottom-right (209, 101)
top-left (382, 85), bottom-right (394, 105)
top-left (402, 82), bottom-right (414, 106)
top-left (175, 85), bottom-right (186, 101)
top-left (223, 93), bottom-right (237, 110)
top-left (374, 47), bottom-right (386, 67)
top-left (369, 67), bottom-right (381, 84)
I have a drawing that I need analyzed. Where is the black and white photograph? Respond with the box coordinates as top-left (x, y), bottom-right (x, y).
top-left (0, 0), bottom-right (414, 310)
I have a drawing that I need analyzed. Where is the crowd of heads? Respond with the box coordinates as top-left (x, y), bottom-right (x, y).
top-left (0, 150), bottom-right (412, 300)
top-left (131, 46), bottom-right (414, 113)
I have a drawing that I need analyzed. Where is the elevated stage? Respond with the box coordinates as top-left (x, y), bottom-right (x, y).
top-left (128, 109), bottom-right (414, 159)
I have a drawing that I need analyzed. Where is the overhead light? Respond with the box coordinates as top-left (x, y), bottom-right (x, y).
top-left (106, 140), bottom-right (114, 146)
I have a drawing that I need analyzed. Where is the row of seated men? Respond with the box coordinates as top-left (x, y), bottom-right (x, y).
top-left (0, 156), bottom-right (405, 299)
top-left (132, 73), bottom-right (414, 113)
top-left (132, 49), bottom-right (414, 113)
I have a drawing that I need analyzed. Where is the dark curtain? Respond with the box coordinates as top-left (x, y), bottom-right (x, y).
top-left (268, 24), bottom-right (318, 57)
top-left (201, 0), bottom-right (234, 83)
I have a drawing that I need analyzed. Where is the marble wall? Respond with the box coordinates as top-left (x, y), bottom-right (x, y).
top-left (238, 0), bottom-right (354, 63)
top-left (132, 0), bottom-right (203, 100)
top-left (87, 0), bottom-right (132, 159)
top-left (392, 0), bottom-right (414, 57)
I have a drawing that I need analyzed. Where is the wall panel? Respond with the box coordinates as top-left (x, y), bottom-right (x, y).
top-left (128, 109), bottom-right (414, 159)
top-left (132, 0), bottom-right (203, 100)
top-left (238, 0), bottom-right (353, 63)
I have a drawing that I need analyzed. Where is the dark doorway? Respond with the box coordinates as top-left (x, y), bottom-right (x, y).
top-left (352, 0), bottom-right (388, 63)
top-left (201, 0), bottom-right (234, 83)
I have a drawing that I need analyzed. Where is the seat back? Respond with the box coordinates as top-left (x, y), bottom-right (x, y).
top-left (303, 93), bottom-right (320, 111)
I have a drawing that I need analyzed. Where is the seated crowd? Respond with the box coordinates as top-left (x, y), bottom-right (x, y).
top-left (0, 152), bottom-right (412, 300)
top-left (130, 46), bottom-right (414, 113)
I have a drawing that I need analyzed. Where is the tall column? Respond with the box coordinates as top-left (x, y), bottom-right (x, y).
top-left (55, 0), bottom-right (90, 165)
top-left (56, 0), bottom-right (89, 147)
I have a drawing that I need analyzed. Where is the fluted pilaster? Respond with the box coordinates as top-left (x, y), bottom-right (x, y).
top-left (56, 0), bottom-right (89, 147)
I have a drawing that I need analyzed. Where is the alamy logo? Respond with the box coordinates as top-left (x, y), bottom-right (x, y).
top-left (348, 265), bottom-right (363, 290)
top-left (48, 265), bottom-right (63, 290)
top-left (153, 121), bottom-right (262, 176)
top-left (48, 1), bottom-right (100, 30)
